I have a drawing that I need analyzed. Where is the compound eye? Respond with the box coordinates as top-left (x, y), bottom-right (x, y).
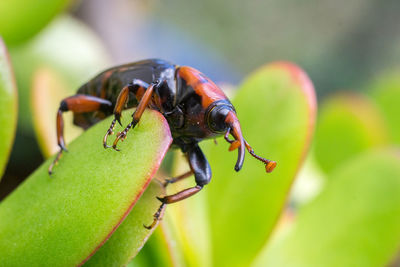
top-left (208, 106), bottom-right (230, 133)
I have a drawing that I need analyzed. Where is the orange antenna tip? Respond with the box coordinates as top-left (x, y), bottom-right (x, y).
top-left (265, 161), bottom-right (277, 173)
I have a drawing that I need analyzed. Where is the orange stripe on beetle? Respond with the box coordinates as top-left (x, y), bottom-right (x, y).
top-left (177, 66), bottom-right (228, 108)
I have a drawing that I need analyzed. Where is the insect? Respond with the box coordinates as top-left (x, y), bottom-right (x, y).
top-left (48, 59), bottom-right (276, 229)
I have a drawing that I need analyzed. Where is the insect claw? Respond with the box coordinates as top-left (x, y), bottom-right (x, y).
top-left (48, 149), bottom-right (64, 176)
top-left (60, 144), bottom-right (68, 152)
top-left (103, 139), bottom-right (109, 149)
top-left (103, 131), bottom-right (112, 148)
top-left (144, 202), bottom-right (166, 230)
top-left (112, 131), bottom-right (127, 151)
top-left (156, 196), bottom-right (166, 203)
top-left (162, 179), bottom-right (171, 187)
top-left (112, 142), bottom-right (121, 151)
top-left (143, 218), bottom-right (158, 230)
top-left (104, 144), bottom-right (112, 149)
top-left (104, 119), bottom-right (118, 149)
top-left (112, 144), bottom-right (120, 151)
top-left (143, 223), bottom-right (153, 230)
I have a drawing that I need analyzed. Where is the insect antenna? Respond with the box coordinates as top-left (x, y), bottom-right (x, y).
top-left (243, 140), bottom-right (276, 173)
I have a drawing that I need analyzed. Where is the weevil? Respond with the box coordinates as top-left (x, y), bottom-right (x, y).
top-left (49, 59), bottom-right (276, 229)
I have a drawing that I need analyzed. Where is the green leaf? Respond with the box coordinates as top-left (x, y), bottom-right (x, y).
top-left (257, 149), bottom-right (400, 267)
top-left (11, 16), bottom-right (111, 89)
top-left (0, 38), bottom-right (17, 179)
top-left (205, 62), bottom-right (317, 266)
top-left (84, 182), bottom-right (165, 266)
top-left (0, 109), bottom-right (172, 266)
top-left (369, 71), bottom-right (400, 144)
top-left (314, 93), bottom-right (389, 173)
top-left (0, 0), bottom-right (71, 45)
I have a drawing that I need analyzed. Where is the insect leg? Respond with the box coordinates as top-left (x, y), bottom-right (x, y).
top-left (48, 94), bottom-right (112, 175)
top-left (162, 170), bottom-right (193, 187)
top-left (103, 79), bottom-right (149, 148)
top-left (112, 81), bottom-right (159, 150)
top-left (160, 144), bottom-right (211, 203)
top-left (144, 144), bottom-right (211, 229)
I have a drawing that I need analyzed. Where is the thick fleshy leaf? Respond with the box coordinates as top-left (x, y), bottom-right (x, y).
top-left (84, 182), bottom-right (165, 266)
top-left (0, 109), bottom-right (171, 266)
top-left (257, 150), bottom-right (400, 267)
top-left (204, 62), bottom-right (316, 266)
top-left (314, 93), bottom-right (389, 173)
top-left (0, 0), bottom-right (70, 45)
top-left (369, 72), bottom-right (400, 144)
top-left (10, 15), bottom-right (110, 134)
top-left (0, 38), bottom-right (17, 179)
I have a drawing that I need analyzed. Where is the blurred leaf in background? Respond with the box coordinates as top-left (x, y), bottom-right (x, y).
top-left (0, 38), bottom-right (18, 179)
top-left (314, 93), bottom-right (389, 174)
top-left (0, 0), bottom-right (71, 45)
top-left (149, 0), bottom-right (400, 96)
top-left (256, 149), bottom-right (400, 267)
top-left (369, 71), bottom-right (400, 145)
top-left (10, 15), bottom-right (110, 134)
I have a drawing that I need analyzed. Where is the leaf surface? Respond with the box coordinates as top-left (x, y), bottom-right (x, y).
top-left (0, 109), bottom-right (171, 266)
top-left (84, 182), bottom-right (166, 266)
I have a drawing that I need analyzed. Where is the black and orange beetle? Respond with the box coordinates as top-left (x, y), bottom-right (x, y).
top-left (49, 59), bottom-right (276, 228)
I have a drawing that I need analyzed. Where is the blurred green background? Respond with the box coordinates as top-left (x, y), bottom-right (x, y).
top-left (1, 0), bottom-right (400, 195)
top-left (1, 0), bottom-right (400, 266)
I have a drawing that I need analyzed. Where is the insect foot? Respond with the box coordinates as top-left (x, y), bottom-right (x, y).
top-left (144, 203), bottom-right (166, 230)
top-left (103, 119), bottom-right (117, 149)
top-left (112, 131), bottom-right (128, 151)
